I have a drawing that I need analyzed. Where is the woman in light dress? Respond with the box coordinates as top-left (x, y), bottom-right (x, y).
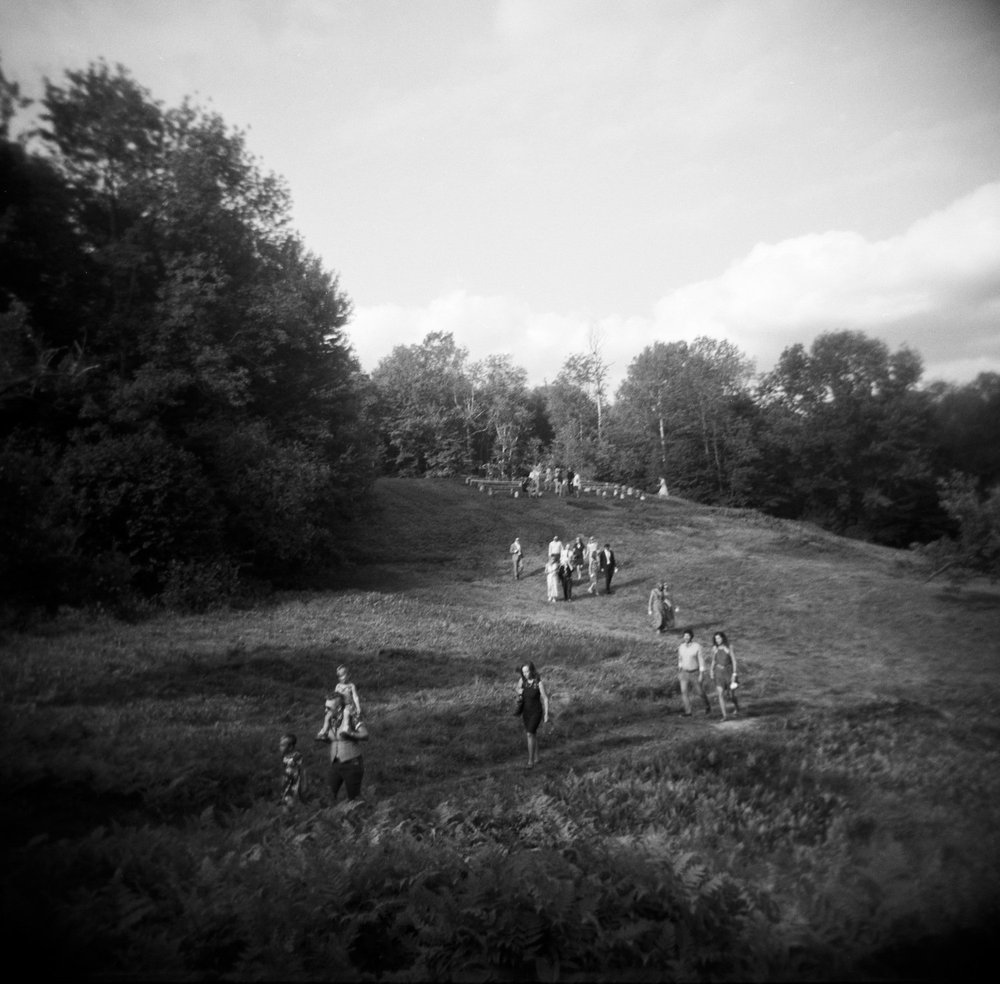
top-left (545, 556), bottom-right (560, 602)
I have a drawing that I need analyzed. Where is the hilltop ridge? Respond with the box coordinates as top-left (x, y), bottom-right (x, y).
top-left (345, 477), bottom-right (993, 714)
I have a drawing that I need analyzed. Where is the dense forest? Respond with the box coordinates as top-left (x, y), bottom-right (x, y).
top-left (2, 61), bottom-right (998, 613)
top-left (366, 317), bottom-right (999, 565)
top-left (0, 61), bottom-right (377, 612)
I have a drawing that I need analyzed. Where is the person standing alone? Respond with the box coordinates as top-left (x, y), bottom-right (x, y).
top-left (509, 536), bottom-right (523, 580)
top-left (515, 662), bottom-right (549, 768)
top-left (648, 582), bottom-right (676, 633)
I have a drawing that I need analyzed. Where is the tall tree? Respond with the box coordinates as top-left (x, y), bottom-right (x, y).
top-left (610, 338), bottom-right (755, 500)
top-left (369, 332), bottom-right (473, 474)
top-left (927, 373), bottom-right (1000, 487)
top-left (756, 330), bottom-right (941, 543)
top-left (545, 372), bottom-right (599, 475)
top-left (478, 355), bottom-right (531, 477)
top-left (562, 327), bottom-right (610, 441)
top-left (1, 60), bottom-right (370, 604)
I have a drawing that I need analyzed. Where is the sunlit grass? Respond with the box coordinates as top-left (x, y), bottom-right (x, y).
top-left (2, 478), bottom-right (998, 979)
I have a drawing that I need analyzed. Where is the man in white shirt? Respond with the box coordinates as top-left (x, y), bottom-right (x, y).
top-left (509, 537), bottom-right (523, 580)
top-left (677, 628), bottom-right (712, 717)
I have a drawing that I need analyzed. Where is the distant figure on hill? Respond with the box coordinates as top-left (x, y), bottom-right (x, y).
top-left (572, 471), bottom-right (581, 497)
top-left (648, 582), bottom-right (676, 633)
top-left (571, 536), bottom-right (586, 580)
top-left (554, 466), bottom-right (564, 497)
top-left (318, 692), bottom-right (369, 802)
top-left (677, 628), bottom-right (712, 717)
top-left (514, 661), bottom-right (549, 768)
top-left (710, 631), bottom-right (741, 720)
top-left (545, 556), bottom-right (560, 603)
top-left (658, 477), bottom-right (669, 497)
top-left (586, 537), bottom-right (601, 595)
top-left (599, 543), bottom-right (618, 594)
top-left (559, 545), bottom-right (574, 601)
top-left (509, 536), bottom-right (523, 580)
top-left (278, 733), bottom-right (307, 808)
top-left (548, 534), bottom-right (564, 561)
top-left (545, 465), bottom-right (553, 492)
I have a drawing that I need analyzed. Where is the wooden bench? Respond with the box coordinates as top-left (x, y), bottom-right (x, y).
top-left (464, 476), bottom-right (528, 496)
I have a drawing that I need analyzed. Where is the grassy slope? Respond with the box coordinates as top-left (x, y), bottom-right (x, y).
top-left (3, 477), bottom-right (999, 978)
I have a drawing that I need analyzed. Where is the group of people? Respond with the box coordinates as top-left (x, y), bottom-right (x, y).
top-left (508, 534), bottom-right (618, 600)
top-left (527, 464), bottom-right (582, 498)
top-left (278, 664), bottom-right (368, 809)
top-left (677, 628), bottom-right (742, 720)
top-left (511, 628), bottom-right (742, 768)
top-left (277, 568), bottom-right (745, 800)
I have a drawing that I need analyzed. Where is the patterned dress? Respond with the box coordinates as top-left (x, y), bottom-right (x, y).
top-left (712, 645), bottom-right (735, 690)
top-left (281, 750), bottom-right (306, 805)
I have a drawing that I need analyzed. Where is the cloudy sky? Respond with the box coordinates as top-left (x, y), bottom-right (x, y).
top-left (4, 0), bottom-right (999, 390)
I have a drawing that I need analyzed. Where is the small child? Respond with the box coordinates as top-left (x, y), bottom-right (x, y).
top-left (316, 665), bottom-right (363, 740)
top-left (335, 664), bottom-right (362, 719)
top-left (279, 733), bottom-right (306, 808)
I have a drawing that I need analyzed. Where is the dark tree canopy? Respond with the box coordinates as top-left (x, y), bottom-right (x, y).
top-left (1, 60), bottom-right (374, 609)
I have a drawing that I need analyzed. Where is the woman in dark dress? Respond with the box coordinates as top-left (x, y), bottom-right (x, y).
top-left (516, 662), bottom-right (549, 768)
top-left (710, 631), bottom-right (741, 720)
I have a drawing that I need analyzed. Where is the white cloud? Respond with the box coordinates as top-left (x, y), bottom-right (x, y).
top-left (349, 181), bottom-right (1000, 390)
top-left (652, 180), bottom-right (1000, 374)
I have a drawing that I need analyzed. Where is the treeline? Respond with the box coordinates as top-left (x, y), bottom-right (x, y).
top-left (368, 330), bottom-right (1000, 552)
top-left (1, 62), bottom-right (377, 612)
top-left (3, 60), bottom-right (997, 614)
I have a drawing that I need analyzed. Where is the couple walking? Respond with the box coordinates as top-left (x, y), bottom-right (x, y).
top-left (676, 628), bottom-right (742, 720)
top-left (587, 541), bottom-right (617, 595)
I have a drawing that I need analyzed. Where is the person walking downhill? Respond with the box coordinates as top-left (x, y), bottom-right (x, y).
top-left (559, 545), bottom-right (574, 601)
top-left (318, 692), bottom-right (369, 802)
top-left (710, 631), bottom-right (742, 720)
top-left (515, 662), bottom-right (549, 768)
top-left (278, 733), bottom-right (307, 809)
top-left (648, 582), bottom-right (676, 633)
top-left (586, 537), bottom-right (601, 595)
top-left (572, 536), bottom-right (586, 581)
top-left (677, 628), bottom-right (712, 717)
top-left (599, 543), bottom-right (617, 594)
top-left (545, 555), bottom-right (560, 603)
top-left (509, 536), bottom-right (523, 580)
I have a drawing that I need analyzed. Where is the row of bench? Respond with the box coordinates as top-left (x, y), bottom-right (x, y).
top-left (463, 476), bottom-right (660, 500)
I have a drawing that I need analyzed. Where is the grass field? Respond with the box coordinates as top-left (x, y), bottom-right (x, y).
top-left (2, 477), bottom-right (999, 980)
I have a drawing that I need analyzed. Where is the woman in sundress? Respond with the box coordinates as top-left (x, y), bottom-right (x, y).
top-left (515, 662), bottom-right (549, 768)
top-left (710, 631), bottom-right (741, 720)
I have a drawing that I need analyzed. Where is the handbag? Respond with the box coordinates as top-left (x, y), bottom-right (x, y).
top-left (512, 695), bottom-right (524, 716)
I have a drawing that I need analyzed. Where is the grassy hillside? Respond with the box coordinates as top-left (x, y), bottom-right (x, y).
top-left (2, 477), bottom-right (999, 980)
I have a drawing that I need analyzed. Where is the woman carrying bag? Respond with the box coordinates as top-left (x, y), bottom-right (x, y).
top-left (514, 662), bottom-right (549, 768)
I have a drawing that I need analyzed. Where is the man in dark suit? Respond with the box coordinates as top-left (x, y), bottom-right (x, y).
top-left (599, 543), bottom-right (617, 594)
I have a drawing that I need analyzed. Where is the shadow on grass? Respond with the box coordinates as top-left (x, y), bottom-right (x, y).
top-left (49, 644), bottom-right (515, 707)
top-left (935, 587), bottom-right (1000, 611)
top-left (740, 697), bottom-right (798, 717)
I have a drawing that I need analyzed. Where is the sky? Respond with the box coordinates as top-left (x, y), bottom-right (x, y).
top-left (3, 0), bottom-right (1000, 392)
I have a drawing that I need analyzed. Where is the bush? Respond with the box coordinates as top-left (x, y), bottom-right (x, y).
top-left (55, 429), bottom-right (224, 593)
top-left (159, 557), bottom-right (242, 612)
